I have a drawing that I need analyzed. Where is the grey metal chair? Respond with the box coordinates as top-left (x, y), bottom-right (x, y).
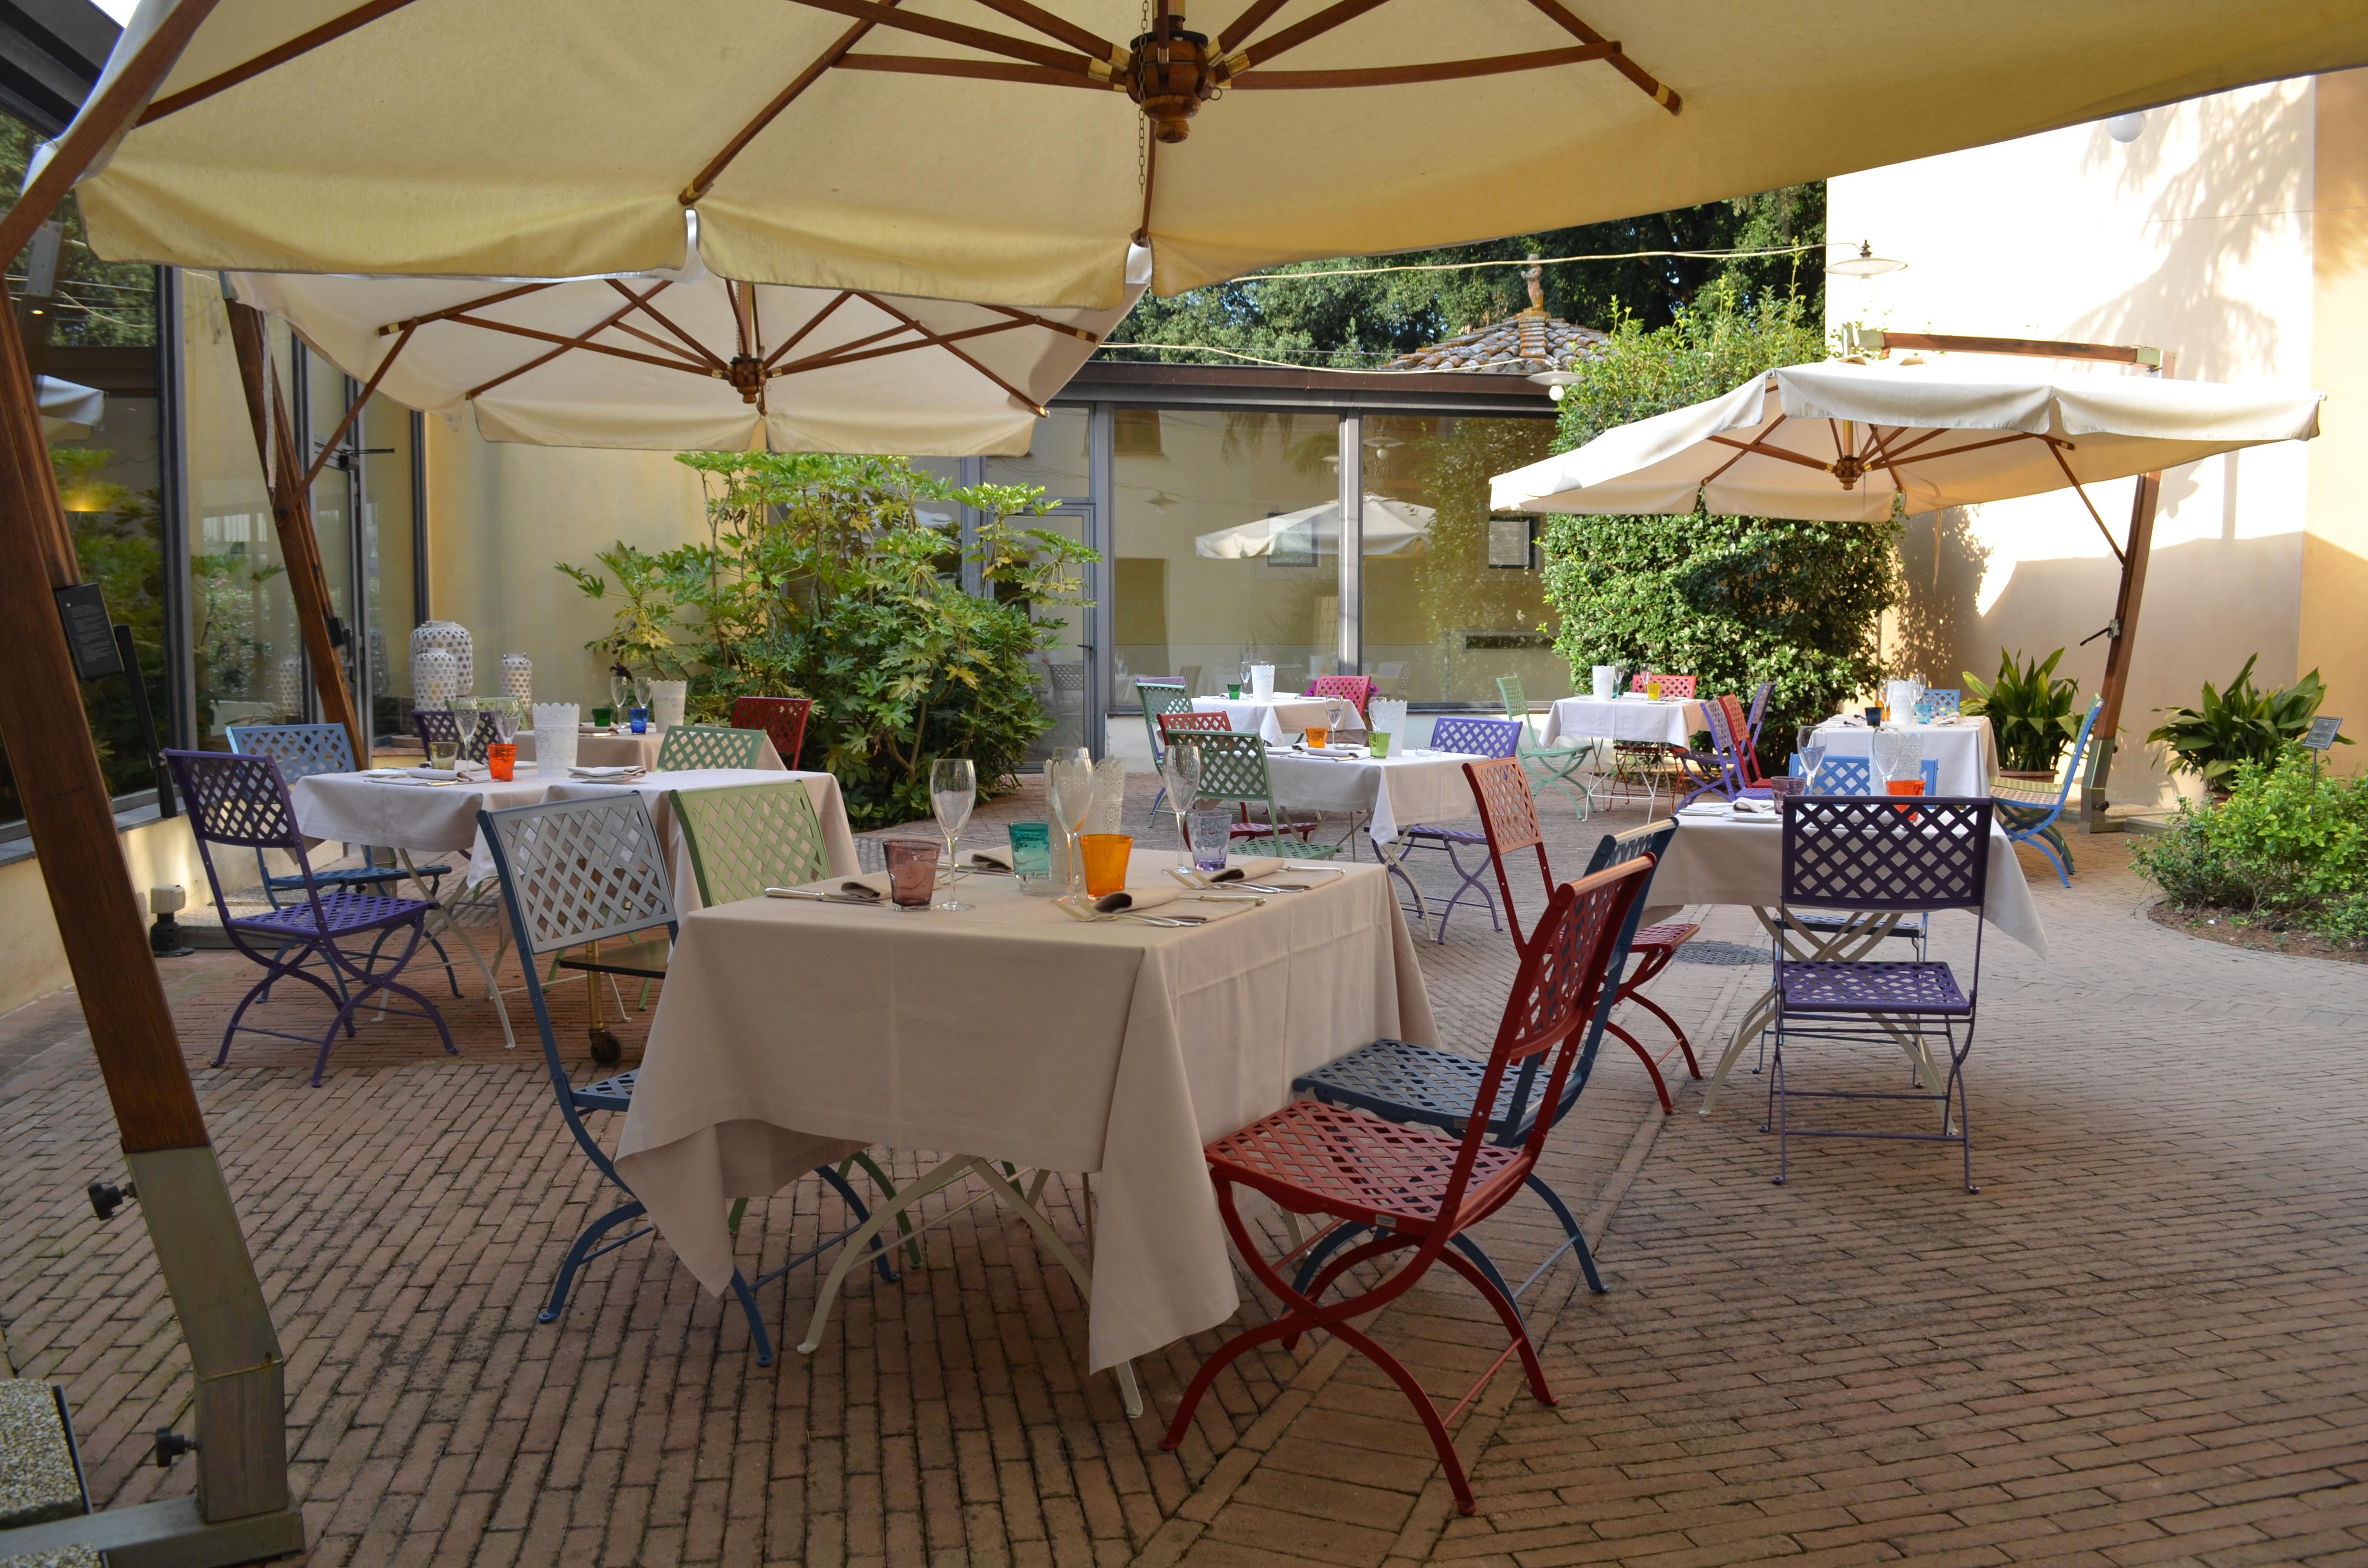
top-left (654, 723), bottom-right (765, 771)
top-left (479, 793), bottom-right (896, 1363)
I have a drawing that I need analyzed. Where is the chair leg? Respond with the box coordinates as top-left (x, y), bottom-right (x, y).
top-left (1605, 1020), bottom-right (1676, 1114)
top-left (812, 1162), bottom-right (900, 1284)
top-left (540, 1197), bottom-right (647, 1323)
top-left (1433, 1243), bottom-right (1552, 1406)
top-left (1519, 1172), bottom-right (1606, 1294)
top-left (847, 1151), bottom-right (925, 1271)
top-left (727, 1269), bottom-right (776, 1366)
top-left (1771, 1023), bottom-right (1790, 1186)
top-left (1623, 988), bottom-right (1703, 1079)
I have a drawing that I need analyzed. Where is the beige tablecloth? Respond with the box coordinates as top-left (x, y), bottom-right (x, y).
top-left (543, 769), bottom-right (859, 913)
top-left (1191, 695), bottom-right (1361, 745)
top-left (1811, 717), bottom-right (1997, 796)
top-left (613, 850), bottom-right (1435, 1372)
top-left (1650, 808), bottom-right (2049, 958)
top-left (1542, 696), bottom-right (1710, 747)
top-left (291, 773), bottom-right (555, 883)
top-left (517, 729), bottom-right (786, 771)
top-left (1266, 748), bottom-right (1482, 846)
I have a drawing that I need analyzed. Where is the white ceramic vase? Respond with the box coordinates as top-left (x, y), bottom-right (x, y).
top-left (648, 679), bottom-right (688, 731)
top-left (500, 652), bottom-right (532, 704)
top-left (533, 704), bottom-right (580, 775)
top-left (413, 647), bottom-right (461, 710)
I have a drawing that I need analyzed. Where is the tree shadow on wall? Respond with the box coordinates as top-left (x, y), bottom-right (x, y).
top-left (1893, 506), bottom-right (1989, 683)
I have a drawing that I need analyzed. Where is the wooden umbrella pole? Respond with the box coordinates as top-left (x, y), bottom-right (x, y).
top-left (2084, 467), bottom-right (2163, 831)
top-left (226, 299), bottom-right (366, 765)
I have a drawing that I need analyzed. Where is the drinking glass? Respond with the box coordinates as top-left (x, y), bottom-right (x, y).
top-left (1007, 821), bottom-right (1056, 894)
top-left (1188, 807), bottom-right (1233, 873)
top-left (427, 739), bottom-right (458, 771)
top-left (1325, 697), bottom-right (1346, 736)
top-left (1871, 728), bottom-right (1924, 795)
top-left (929, 757), bottom-right (976, 909)
top-left (1080, 833), bottom-right (1133, 899)
top-left (884, 840), bottom-right (940, 908)
top-left (610, 670), bottom-right (632, 723)
top-left (1796, 723), bottom-right (1826, 791)
top-left (628, 705), bottom-right (649, 735)
top-left (1163, 741), bottom-right (1202, 869)
top-left (1046, 750), bottom-right (1096, 897)
top-left (1303, 724), bottom-right (1331, 749)
top-left (491, 698), bottom-right (520, 746)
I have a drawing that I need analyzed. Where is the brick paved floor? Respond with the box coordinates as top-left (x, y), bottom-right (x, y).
top-left (2, 780), bottom-right (2363, 1567)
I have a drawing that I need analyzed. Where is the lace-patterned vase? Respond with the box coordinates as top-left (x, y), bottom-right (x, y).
top-left (413, 647), bottom-right (461, 710)
top-left (275, 655), bottom-right (305, 719)
top-left (499, 652), bottom-right (532, 704)
top-left (410, 619), bottom-right (474, 699)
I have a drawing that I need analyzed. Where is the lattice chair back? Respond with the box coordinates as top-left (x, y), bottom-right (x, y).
top-left (1789, 754), bottom-right (1937, 796)
top-left (1781, 797), bottom-right (1993, 915)
top-left (1308, 674), bottom-right (1376, 723)
top-left (1158, 710), bottom-right (1231, 742)
top-left (655, 723), bottom-right (765, 772)
top-left (729, 696), bottom-right (811, 769)
top-left (1429, 716), bottom-right (1524, 760)
top-left (1464, 756), bottom-right (1554, 947)
top-left (1496, 673), bottom-right (1533, 724)
top-left (226, 722), bottom-right (358, 783)
top-left (1194, 730), bottom-right (1281, 813)
top-left (1135, 681), bottom-right (1191, 765)
top-left (167, 750), bottom-right (325, 929)
top-left (413, 707), bottom-right (497, 762)
top-left (1630, 672), bottom-right (1698, 698)
top-left (673, 781), bottom-right (832, 907)
top-left (1745, 681), bottom-right (1773, 749)
top-left (1714, 693), bottom-right (1767, 786)
top-left (483, 795), bottom-right (679, 960)
top-left (1920, 688), bottom-right (1961, 722)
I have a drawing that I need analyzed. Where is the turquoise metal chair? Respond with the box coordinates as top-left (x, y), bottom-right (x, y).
top-left (1498, 674), bottom-right (1599, 819)
top-left (1195, 731), bottom-right (1338, 859)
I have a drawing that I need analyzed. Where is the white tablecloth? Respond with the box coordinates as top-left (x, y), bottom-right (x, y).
top-left (613, 850), bottom-right (1433, 1372)
top-left (291, 773), bottom-right (554, 884)
top-left (517, 729), bottom-right (786, 771)
top-left (1266, 748), bottom-right (1482, 847)
top-left (1542, 696), bottom-right (1710, 747)
top-left (1191, 695), bottom-right (1362, 746)
top-left (1811, 718), bottom-right (1997, 796)
top-left (543, 768), bottom-right (858, 913)
top-left (1649, 808), bottom-right (2048, 958)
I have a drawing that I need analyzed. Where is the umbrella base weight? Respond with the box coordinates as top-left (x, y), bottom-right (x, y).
top-left (0, 1496), bottom-right (304, 1568)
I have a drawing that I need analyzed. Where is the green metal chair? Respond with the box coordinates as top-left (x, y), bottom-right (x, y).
top-left (656, 723), bottom-right (766, 771)
top-left (1135, 679), bottom-right (1196, 825)
top-left (669, 778), bottom-right (921, 1267)
top-left (1498, 674), bottom-right (1600, 820)
top-left (1196, 731), bottom-right (1339, 860)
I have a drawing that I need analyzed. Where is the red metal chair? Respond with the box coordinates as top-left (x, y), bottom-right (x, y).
top-left (1468, 756), bottom-right (1703, 1113)
top-left (730, 696), bottom-right (812, 769)
top-left (1160, 857), bottom-right (1650, 1515)
top-left (1306, 673), bottom-right (1376, 723)
top-left (1628, 671), bottom-right (1698, 698)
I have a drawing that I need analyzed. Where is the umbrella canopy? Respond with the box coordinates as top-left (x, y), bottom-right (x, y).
top-left (1488, 359), bottom-right (2325, 522)
top-left (58, 1), bottom-right (2368, 306)
top-left (37, 375), bottom-right (105, 439)
top-left (229, 246), bottom-right (1147, 455)
top-left (1196, 495), bottom-right (1432, 559)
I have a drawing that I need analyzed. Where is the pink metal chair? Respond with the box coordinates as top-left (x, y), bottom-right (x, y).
top-left (1159, 858), bottom-right (1651, 1515)
top-left (1306, 673), bottom-right (1376, 723)
top-left (1629, 671), bottom-right (1698, 698)
top-left (730, 696), bottom-right (812, 769)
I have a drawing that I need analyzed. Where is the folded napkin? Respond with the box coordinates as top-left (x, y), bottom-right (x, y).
top-left (836, 874), bottom-right (890, 902)
top-left (1677, 801), bottom-right (1731, 818)
top-left (568, 765), bottom-right (645, 780)
top-left (969, 846), bottom-right (1014, 870)
top-left (1202, 856), bottom-right (1284, 884)
top-left (1092, 886), bottom-right (1177, 913)
top-left (408, 763), bottom-right (488, 782)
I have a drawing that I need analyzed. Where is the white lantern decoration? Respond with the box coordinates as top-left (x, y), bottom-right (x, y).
top-left (500, 652), bottom-right (532, 704)
top-left (275, 654), bottom-right (305, 718)
top-left (409, 619), bottom-right (474, 698)
top-left (414, 647), bottom-right (461, 709)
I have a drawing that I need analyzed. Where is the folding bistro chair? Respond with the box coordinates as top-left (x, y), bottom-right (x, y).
top-left (1497, 673), bottom-right (1601, 819)
top-left (167, 749), bottom-right (456, 1086)
top-left (1307, 673), bottom-right (1376, 725)
top-left (654, 723), bottom-right (765, 771)
top-left (1135, 679), bottom-right (1194, 824)
top-left (1744, 679), bottom-right (1774, 754)
top-left (1767, 796), bottom-right (1994, 1190)
top-left (1166, 858), bottom-right (1651, 1515)
top-left (1391, 716), bottom-right (1525, 942)
top-left (1629, 671), bottom-right (1698, 698)
top-left (1987, 698), bottom-right (2102, 886)
top-left (480, 793), bottom-right (895, 1365)
top-left (227, 722), bottom-right (454, 921)
top-left (1191, 730), bottom-right (1338, 858)
top-left (729, 696), bottom-right (812, 769)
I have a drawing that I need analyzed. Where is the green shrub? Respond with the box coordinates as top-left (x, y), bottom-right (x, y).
top-left (2130, 756), bottom-right (2368, 948)
top-left (560, 453), bottom-right (1091, 829)
top-left (2146, 653), bottom-right (2347, 790)
top-left (1961, 647), bottom-right (2082, 773)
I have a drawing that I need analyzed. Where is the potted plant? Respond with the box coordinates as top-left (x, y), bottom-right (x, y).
top-left (2146, 654), bottom-right (2348, 796)
top-left (1961, 648), bottom-right (2081, 779)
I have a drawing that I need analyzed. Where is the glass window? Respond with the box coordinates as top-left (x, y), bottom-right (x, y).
top-left (1358, 415), bottom-right (1566, 707)
top-left (304, 345), bottom-right (358, 708)
top-left (985, 405), bottom-right (1088, 500)
top-left (359, 399), bottom-right (419, 747)
top-left (1113, 409), bottom-right (1339, 705)
top-left (182, 270), bottom-right (303, 747)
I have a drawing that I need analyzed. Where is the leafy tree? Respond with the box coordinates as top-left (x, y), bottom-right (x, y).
top-left (1104, 185), bottom-right (1823, 368)
top-left (1536, 282), bottom-right (1897, 772)
top-left (0, 118), bottom-right (157, 347)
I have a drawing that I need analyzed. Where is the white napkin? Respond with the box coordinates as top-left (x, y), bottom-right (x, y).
top-left (968, 846), bottom-right (1014, 870)
top-left (1677, 800), bottom-right (1731, 818)
top-left (1091, 886), bottom-right (1178, 913)
top-left (568, 765), bottom-right (645, 780)
top-left (408, 763), bottom-right (488, 782)
top-left (1202, 856), bottom-right (1285, 884)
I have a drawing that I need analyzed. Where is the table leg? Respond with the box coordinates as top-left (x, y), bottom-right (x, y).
top-left (1700, 909), bottom-right (1933, 1115)
top-left (400, 850), bottom-right (518, 1049)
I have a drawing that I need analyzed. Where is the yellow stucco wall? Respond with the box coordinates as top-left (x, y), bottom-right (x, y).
top-left (1831, 76), bottom-right (2336, 804)
top-left (0, 814), bottom-right (210, 1020)
top-left (2302, 69), bottom-right (2368, 774)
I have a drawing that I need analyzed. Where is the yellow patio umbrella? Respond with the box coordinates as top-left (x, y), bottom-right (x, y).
top-left (52, 0), bottom-right (2368, 307)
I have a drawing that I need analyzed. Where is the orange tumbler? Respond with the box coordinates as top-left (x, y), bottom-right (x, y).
top-left (1303, 726), bottom-right (1331, 748)
top-left (1080, 833), bottom-right (1134, 899)
top-left (487, 741), bottom-right (517, 781)
top-left (1884, 778), bottom-right (1925, 796)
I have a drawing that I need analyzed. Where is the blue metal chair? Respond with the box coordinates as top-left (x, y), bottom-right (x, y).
top-left (167, 749), bottom-right (457, 1086)
top-left (226, 723), bottom-right (454, 917)
top-left (1791, 754), bottom-right (1940, 796)
top-left (1392, 716), bottom-right (1525, 942)
top-left (1293, 784), bottom-right (1675, 1304)
top-left (1987, 698), bottom-right (2102, 886)
top-left (479, 792), bottom-right (896, 1366)
top-left (1677, 696), bottom-right (1772, 808)
top-left (1769, 796), bottom-right (1995, 1190)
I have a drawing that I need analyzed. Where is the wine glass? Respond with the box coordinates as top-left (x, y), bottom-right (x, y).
top-left (1046, 749), bottom-right (1096, 897)
top-left (491, 698), bottom-right (520, 746)
top-left (609, 669), bottom-right (632, 729)
top-left (1796, 723), bottom-right (1826, 791)
top-left (929, 758), bottom-right (976, 909)
top-left (1164, 741), bottom-right (1203, 869)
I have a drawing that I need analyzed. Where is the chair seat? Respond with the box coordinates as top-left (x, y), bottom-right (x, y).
top-left (1778, 960), bottom-right (1970, 1015)
top-left (1295, 1037), bottom-right (1551, 1139)
top-left (1206, 1098), bottom-right (1524, 1232)
top-left (230, 889), bottom-right (437, 938)
top-left (1630, 921), bottom-right (1698, 953)
top-left (1401, 823), bottom-right (1486, 846)
top-left (1993, 799), bottom-right (2059, 830)
top-left (1233, 836), bottom-right (1339, 860)
top-left (553, 933), bottom-right (673, 980)
top-left (575, 1068), bottom-right (638, 1113)
top-left (266, 863), bottom-right (445, 894)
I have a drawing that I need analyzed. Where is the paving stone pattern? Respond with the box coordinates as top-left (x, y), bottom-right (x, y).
top-left (0, 777), bottom-right (2362, 1567)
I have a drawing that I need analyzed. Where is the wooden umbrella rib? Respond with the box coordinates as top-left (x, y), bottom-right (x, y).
top-left (446, 314), bottom-right (717, 376)
top-left (1517, 0), bottom-right (1679, 111)
top-left (764, 290), bottom-right (859, 369)
top-left (967, 0), bottom-right (1123, 63)
top-left (776, 316), bottom-right (1038, 377)
top-left (1230, 44), bottom-right (1613, 88)
top-left (297, 323), bottom-right (414, 494)
top-left (604, 279), bottom-right (730, 370)
top-left (379, 281), bottom-right (557, 336)
top-left (835, 53), bottom-right (1116, 87)
top-left (604, 316), bottom-right (723, 363)
top-left (1233, 0), bottom-right (1394, 70)
top-left (768, 320), bottom-right (936, 377)
top-left (1878, 430), bottom-right (2060, 470)
top-left (1862, 424), bottom-right (1908, 496)
top-left (1705, 432), bottom-right (1833, 474)
top-left (850, 292), bottom-right (1045, 411)
top-left (1702, 413), bottom-right (1788, 486)
top-left (786, 0), bottom-right (1095, 74)
top-left (1874, 424), bottom-right (1953, 461)
top-left (1218, 0), bottom-right (1293, 54)
top-left (681, 7), bottom-right (896, 204)
top-left (138, 0), bottom-right (421, 124)
top-left (981, 303), bottom-right (1099, 343)
top-left (2043, 439), bottom-right (2126, 562)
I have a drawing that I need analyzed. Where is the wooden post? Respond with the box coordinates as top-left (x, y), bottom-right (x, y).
top-left (225, 299), bottom-right (366, 764)
top-left (2082, 468), bottom-right (2162, 831)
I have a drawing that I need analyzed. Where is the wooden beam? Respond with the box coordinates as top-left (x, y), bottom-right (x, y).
top-left (1229, 43), bottom-right (1614, 89)
top-left (226, 301), bottom-right (365, 766)
top-left (298, 323), bottom-right (413, 495)
top-left (1875, 329), bottom-right (2158, 367)
top-left (2086, 416), bottom-right (2168, 830)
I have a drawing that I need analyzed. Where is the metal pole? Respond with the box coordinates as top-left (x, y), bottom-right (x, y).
top-left (1336, 413), bottom-right (1362, 676)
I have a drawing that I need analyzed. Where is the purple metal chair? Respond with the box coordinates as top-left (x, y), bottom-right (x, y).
top-left (1769, 796), bottom-right (1994, 1190)
top-left (167, 749), bottom-right (456, 1086)
top-left (1677, 698), bottom-right (1767, 808)
top-left (413, 707), bottom-right (497, 762)
top-left (1392, 716), bottom-right (1525, 942)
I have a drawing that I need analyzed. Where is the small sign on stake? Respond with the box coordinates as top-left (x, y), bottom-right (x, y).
top-left (2302, 716), bottom-right (2344, 751)
top-left (53, 583), bottom-right (124, 682)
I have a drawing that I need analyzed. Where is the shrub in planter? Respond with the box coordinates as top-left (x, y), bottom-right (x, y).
top-left (2130, 756), bottom-right (2368, 948)
top-left (2146, 653), bottom-right (2347, 792)
top-left (1961, 647), bottom-right (2081, 775)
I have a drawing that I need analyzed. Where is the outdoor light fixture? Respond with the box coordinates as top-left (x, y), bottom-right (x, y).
top-left (2107, 110), bottom-right (2148, 142)
top-left (1827, 241), bottom-right (1906, 278)
top-left (1527, 370), bottom-right (1582, 402)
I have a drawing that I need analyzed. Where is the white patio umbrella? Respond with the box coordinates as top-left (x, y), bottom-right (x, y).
top-left (52, 1), bottom-right (2368, 306)
top-left (36, 375), bottom-right (105, 439)
top-left (1488, 358), bottom-right (2325, 523)
top-left (229, 244), bottom-right (1148, 455)
top-left (1195, 495), bottom-right (1432, 559)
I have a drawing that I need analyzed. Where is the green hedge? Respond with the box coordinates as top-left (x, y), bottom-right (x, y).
top-left (2130, 757), bottom-right (2368, 948)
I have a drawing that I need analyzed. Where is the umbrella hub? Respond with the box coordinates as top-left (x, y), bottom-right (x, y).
top-left (724, 353), bottom-right (765, 404)
top-left (1828, 451), bottom-right (1871, 490)
top-left (1126, 26), bottom-right (1219, 143)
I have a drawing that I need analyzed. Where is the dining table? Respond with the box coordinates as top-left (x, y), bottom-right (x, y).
top-left (611, 848), bottom-right (1434, 1403)
top-left (542, 767), bottom-right (859, 912)
top-left (1264, 744), bottom-right (1485, 852)
top-left (1190, 694), bottom-right (1364, 746)
top-left (516, 727), bottom-right (788, 772)
top-left (1808, 716), bottom-right (1997, 796)
top-left (1540, 694), bottom-right (1709, 747)
top-left (1644, 801), bottom-right (2048, 1115)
